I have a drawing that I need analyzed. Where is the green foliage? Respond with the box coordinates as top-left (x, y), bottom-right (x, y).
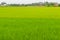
top-left (0, 18), bottom-right (60, 40)
top-left (0, 7), bottom-right (60, 40)
top-left (0, 7), bottom-right (60, 18)
top-left (58, 4), bottom-right (60, 7)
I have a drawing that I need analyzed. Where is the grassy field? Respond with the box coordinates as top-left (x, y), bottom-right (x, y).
top-left (0, 7), bottom-right (60, 18)
top-left (0, 7), bottom-right (60, 40)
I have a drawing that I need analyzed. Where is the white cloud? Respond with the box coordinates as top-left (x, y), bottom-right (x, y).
top-left (46, 0), bottom-right (60, 3)
top-left (0, 0), bottom-right (60, 4)
top-left (0, 0), bottom-right (44, 4)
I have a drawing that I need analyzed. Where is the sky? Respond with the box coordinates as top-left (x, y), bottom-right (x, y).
top-left (0, 0), bottom-right (60, 4)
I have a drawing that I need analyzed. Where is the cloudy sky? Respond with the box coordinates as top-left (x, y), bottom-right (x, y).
top-left (0, 0), bottom-right (60, 4)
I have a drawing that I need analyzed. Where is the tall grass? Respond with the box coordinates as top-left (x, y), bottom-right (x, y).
top-left (0, 7), bottom-right (60, 40)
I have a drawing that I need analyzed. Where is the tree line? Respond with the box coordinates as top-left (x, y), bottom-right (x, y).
top-left (0, 2), bottom-right (60, 7)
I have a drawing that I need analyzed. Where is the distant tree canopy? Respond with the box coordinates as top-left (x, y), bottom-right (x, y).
top-left (0, 1), bottom-right (60, 7)
top-left (8, 4), bottom-right (20, 6)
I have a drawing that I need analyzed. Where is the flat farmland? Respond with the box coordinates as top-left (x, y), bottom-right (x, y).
top-left (0, 7), bottom-right (60, 40)
top-left (0, 7), bottom-right (60, 18)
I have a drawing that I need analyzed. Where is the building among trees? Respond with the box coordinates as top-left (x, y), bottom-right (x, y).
top-left (0, 2), bottom-right (7, 6)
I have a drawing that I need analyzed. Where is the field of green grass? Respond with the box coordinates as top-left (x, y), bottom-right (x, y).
top-left (0, 7), bottom-right (60, 40)
top-left (0, 7), bottom-right (60, 18)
